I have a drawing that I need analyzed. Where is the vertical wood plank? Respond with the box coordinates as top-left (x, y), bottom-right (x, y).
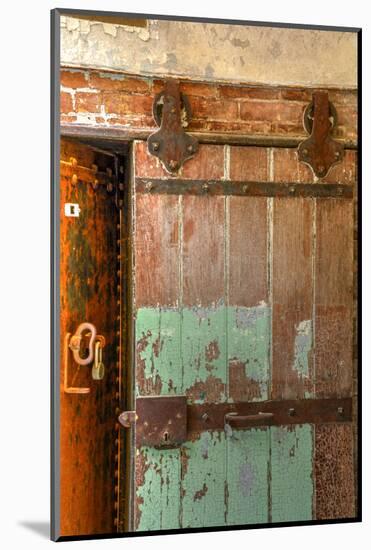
top-left (314, 423), bottom-right (355, 520)
top-left (270, 425), bottom-right (314, 522)
top-left (226, 428), bottom-right (270, 525)
top-left (315, 199), bottom-right (353, 397)
top-left (135, 193), bottom-right (179, 308)
top-left (272, 198), bottom-right (314, 400)
top-left (229, 197), bottom-right (268, 308)
top-left (135, 308), bottom-right (182, 396)
top-left (182, 195), bottom-right (225, 307)
top-left (135, 447), bottom-right (181, 531)
top-left (181, 432), bottom-right (227, 528)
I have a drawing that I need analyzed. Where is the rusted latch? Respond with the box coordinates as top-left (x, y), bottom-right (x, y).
top-left (147, 80), bottom-right (198, 174)
top-left (298, 91), bottom-right (344, 178)
top-left (118, 396), bottom-right (187, 448)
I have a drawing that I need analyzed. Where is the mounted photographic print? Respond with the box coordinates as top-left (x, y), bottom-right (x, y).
top-left (51, 8), bottom-right (361, 541)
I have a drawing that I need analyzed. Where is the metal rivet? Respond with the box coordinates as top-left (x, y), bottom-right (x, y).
top-left (335, 151), bottom-right (341, 160)
top-left (302, 148), bottom-right (308, 156)
top-left (202, 413), bottom-right (209, 422)
top-left (145, 181), bottom-right (153, 192)
top-left (289, 186), bottom-right (296, 195)
top-left (106, 167), bottom-right (113, 177)
top-left (71, 174), bottom-right (78, 185)
top-left (187, 145), bottom-right (194, 153)
top-left (318, 165), bottom-right (325, 175)
top-left (288, 408), bottom-right (295, 416)
top-left (152, 142), bottom-right (160, 152)
top-left (243, 184), bottom-right (249, 193)
top-left (337, 187), bottom-right (344, 195)
top-left (202, 183), bottom-right (209, 192)
top-left (169, 160), bottom-right (178, 170)
top-left (70, 157), bottom-right (78, 167)
top-left (337, 407), bottom-right (344, 416)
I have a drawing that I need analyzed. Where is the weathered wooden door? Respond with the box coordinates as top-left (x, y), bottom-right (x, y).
top-left (129, 140), bottom-right (356, 531)
top-left (59, 138), bottom-right (119, 536)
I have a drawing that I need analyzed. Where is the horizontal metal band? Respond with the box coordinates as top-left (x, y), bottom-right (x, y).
top-left (136, 178), bottom-right (353, 198)
top-left (61, 123), bottom-right (358, 149)
top-left (187, 397), bottom-right (352, 432)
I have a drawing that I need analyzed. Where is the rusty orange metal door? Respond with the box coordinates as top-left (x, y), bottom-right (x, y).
top-left (59, 138), bottom-right (120, 536)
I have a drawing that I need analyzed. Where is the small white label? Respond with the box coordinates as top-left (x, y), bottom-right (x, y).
top-left (64, 203), bottom-right (80, 217)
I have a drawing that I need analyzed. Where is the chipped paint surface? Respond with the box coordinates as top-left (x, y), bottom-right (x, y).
top-left (136, 305), bottom-right (270, 401)
top-left (61, 17), bottom-right (357, 88)
top-left (226, 428), bottom-right (270, 525)
top-left (135, 304), bottom-right (315, 529)
top-left (228, 305), bottom-right (271, 402)
top-left (271, 425), bottom-right (313, 522)
top-left (136, 447), bottom-right (181, 531)
top-left (293, 320), bottom-right (312, 380)
top-left (136, 308), bottom-right (182, 396)
top-left (181, 432), bottom-right (226, 528)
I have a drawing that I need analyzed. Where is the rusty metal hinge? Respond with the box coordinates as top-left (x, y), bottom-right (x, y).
top-left (147, 80), bottom-right (199, 174)
top-left (298, 91), bottom-right (344, 178)
top-left (118, 396), bottom-right (352, 448)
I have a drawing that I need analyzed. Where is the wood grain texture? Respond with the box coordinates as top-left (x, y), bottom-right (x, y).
top-left (315, 199), bottom-right (353, 397)
top-left (272, 198), bottom-right (314, 400)
top-left (60, 139), bottom-right (118, 536)
top-left (314, 423), bottom-right (355, 519)
top-left (182, 195), bottom-right (225, 306)
top-left (226, 428), bottom-right (270, 525)
top-left (229, 197), bottom-right (268, 307)
top-left (135, 193), bottom-right (179, 307)
top-left (271, 425), bottom-right (314, 522)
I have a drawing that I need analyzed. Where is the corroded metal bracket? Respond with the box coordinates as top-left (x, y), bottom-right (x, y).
top-left (148, 80), bottom-right (198, 174)
top-left (298, 91), bottom-right (344, 178)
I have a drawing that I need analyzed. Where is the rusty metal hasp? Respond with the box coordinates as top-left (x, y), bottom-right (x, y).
top-left (298, 91), bottom-right (344, 178)
top-left (147, 80), bottom-right (198, 174)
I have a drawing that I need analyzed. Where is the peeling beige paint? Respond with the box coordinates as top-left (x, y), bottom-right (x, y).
top-left (60, 16), bottom-right (357, 88)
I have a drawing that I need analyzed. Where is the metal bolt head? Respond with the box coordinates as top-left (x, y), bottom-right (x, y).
top-left (242, 184), bottom-right (249, 193)
top-left (289, 186), bottom-right (296, 195)
top-left (337, 407), bottom-right (344, 416)
top-left (202, 413), bottom-right (209, 422)
top-left (335, 151), bottom-right (341, 160)
top-left (145, 181), bottom-right (153, 192)
top-left (152, 141), bottom-right (160, 152)
top-left (187, 145), bottom-right (194, 153)
top-left (288, 408), bottom-right (296, 416)
top-left (202, 183), bottom-right (209, 192)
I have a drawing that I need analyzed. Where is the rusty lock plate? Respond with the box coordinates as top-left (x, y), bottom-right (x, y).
top-left (119, 396), bottom-right (187, 448)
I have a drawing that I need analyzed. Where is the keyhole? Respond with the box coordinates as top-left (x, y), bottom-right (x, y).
top-left (163, 431), bottom-right (169, 442)
top-left (70, 205), bottom-right (75, 215)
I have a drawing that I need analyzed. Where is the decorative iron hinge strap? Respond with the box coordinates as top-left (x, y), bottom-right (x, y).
top-left (118, 396), bottom-right (352, 448)
top-left (147, 79), bottom-right (199, 174)
top-left (298, 91), bottom-right (344, 178)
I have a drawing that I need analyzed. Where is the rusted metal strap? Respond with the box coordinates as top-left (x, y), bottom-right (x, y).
top-left (135, 178), bottom-right (353, 198)
top-left (119, 397), bottom-right (352, 448)
top-left (188, 397), bottom-right (352, 433)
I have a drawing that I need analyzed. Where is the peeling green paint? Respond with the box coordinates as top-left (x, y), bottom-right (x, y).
top-left (182, 307), bottom-right (227, 403)
top-left (270, 425), bottom-right (313, 523)
top-left (136, 447), bottom-right (181, 531)
top-left (181, 432), bottom-right (227, 528)
top-left (136, 308), bottom-right (182, 395)
top-left (227, 304), bottom-right (271, 401)
top-left (226, 428), bottom-right (270, 525)
top-left (293, 320), bottom-right (312, 378)
top-left (135, 306), bottom-right (314, 530)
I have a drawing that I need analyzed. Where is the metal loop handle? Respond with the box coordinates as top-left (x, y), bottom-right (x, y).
top-left (69, 322), bottom-right (97, 366)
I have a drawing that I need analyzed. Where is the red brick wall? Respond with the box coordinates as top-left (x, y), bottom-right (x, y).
top-left (60, 68), bottom-right (357, 145)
